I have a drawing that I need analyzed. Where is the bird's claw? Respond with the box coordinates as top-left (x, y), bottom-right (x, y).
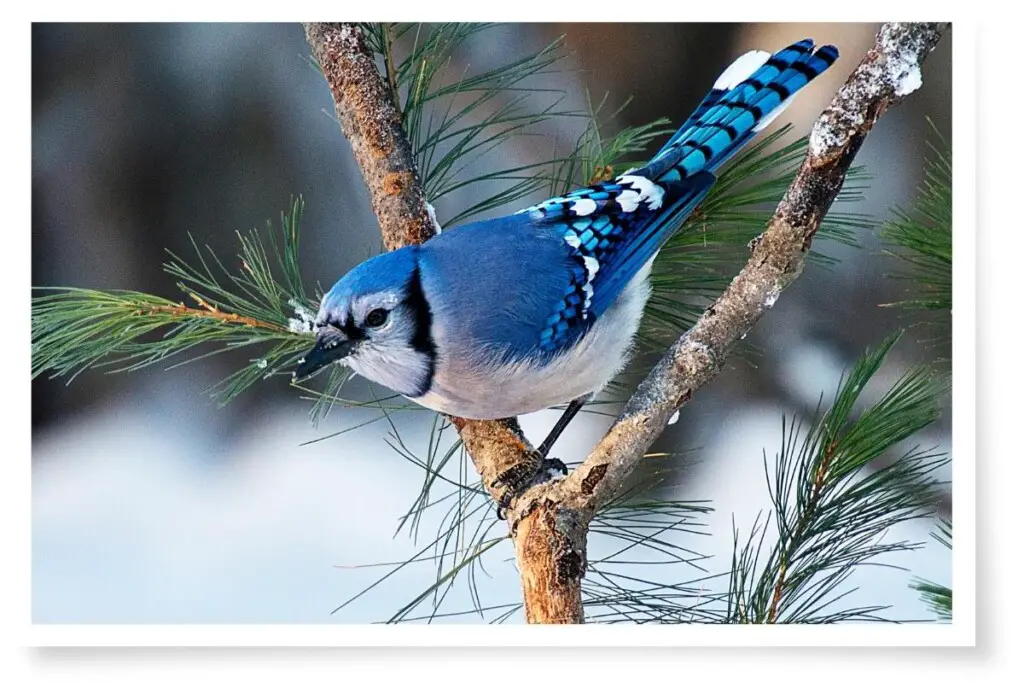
top-left (493, 454), bottom-right (569, 520)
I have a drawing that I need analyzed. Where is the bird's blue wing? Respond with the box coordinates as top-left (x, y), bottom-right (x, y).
top-left (519, 39), bottom-right (838, 353)
top-left (521, 174), bottom-right (715, 352)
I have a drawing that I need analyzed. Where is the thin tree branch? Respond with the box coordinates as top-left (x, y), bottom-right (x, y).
top-left (506, 21), bottom-right (950, 622)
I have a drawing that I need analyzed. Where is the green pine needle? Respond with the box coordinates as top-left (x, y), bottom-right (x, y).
top-left (880, 119), bottom-right (952, 313)
top-left (32, 197), bottom-right (320, 406)
top-left (910, 516), bottom-right (952, 620)
top-left (725, 331), bottom-right (950, 623)
top-left (366, 23), bottom-right (584, 228)
top-left (911, 577), bottom-right (952, 621)
top-left (33, 24), bottom-right (942, 625)
top-left (641, 126), bottom-right (872, 352)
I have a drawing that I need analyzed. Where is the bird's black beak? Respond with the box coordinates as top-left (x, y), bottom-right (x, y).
top-left (293, 329), bottom-right (357, 381)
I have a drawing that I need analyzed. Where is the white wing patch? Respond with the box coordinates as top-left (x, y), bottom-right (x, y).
top-left (520, 173), bottom-right (663, 217)
top-left (581, 256), bottom-right (600, 318)
top-left (616, 174), bottom-right (665, 211)
top-left (713, 50), bottom-right (771, 91)
top-left (581, 282), bottom-right (594, 318)
top-left (616, 189), bottom-right (641, 213)
top-left (518, 195), bottom-right (599, 218)
top-left (570, 198), bottom-right (597, 216)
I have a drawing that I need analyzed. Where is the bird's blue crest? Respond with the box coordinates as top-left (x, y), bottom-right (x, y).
top-left (320, 246), bottom-right (419, 316)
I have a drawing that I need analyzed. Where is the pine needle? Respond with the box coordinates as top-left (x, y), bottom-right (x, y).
top-left (880, 119), bottom-right (952, 314)
top-left (724, 331), bottom-right (950, 623)
top-left (32, 197), bottom-right (319, 405)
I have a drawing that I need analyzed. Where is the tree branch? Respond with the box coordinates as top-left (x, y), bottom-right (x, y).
top-left (301, 23), bottom-right (537, 505)
top-left (506, 21), bottom-right (950, 622)
top-left (303, 23), bottom-right (435, 251)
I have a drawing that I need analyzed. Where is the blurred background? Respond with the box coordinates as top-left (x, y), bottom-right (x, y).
top-left (32, 23), bottom-right (952, 624)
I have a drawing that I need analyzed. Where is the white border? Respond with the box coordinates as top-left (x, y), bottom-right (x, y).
top-left (28, 623), bottom-right (970, 648)
top-left (948, 19), bottom-right (976, 651)
top-left (9, 7), bottom-right (983, 664)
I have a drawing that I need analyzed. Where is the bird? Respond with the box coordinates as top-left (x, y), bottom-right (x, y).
top-left (294, 38), bottom-right (839, 509)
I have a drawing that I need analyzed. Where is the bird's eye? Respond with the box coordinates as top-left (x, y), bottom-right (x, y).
top-left (364, 308), bottom-right (389, 328)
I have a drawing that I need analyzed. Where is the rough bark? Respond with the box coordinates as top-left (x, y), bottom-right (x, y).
top-left (501, 23), bottom-right (948, 623)
top-left (302, 20), bottom-right (549, 608)
top-left (303, 23), bottom-right (436, 252)
top-left (304, 21), bottom-right (949, 625)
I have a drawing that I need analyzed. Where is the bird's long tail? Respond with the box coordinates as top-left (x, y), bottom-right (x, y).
top-left (643, 39), bottom-right (839, 184)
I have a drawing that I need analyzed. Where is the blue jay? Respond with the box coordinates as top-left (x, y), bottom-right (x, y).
top-left (295, 39), bottom-right (838, 507)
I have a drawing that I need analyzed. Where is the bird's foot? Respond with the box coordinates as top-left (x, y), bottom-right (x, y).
top-left (493, 453), bottom-right (568, 520)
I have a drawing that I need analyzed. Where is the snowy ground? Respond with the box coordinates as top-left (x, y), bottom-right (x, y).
top-left (32, 389), bottom-right (949, 624)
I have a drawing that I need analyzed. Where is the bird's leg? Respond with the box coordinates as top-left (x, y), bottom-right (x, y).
top-left (493, 394), bottom-right (591, 519)
top-left (535, 393), bottom-right (591, 459)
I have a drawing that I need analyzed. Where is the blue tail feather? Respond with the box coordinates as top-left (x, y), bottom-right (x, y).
top-left (645, 39), bottom-right (838, 184)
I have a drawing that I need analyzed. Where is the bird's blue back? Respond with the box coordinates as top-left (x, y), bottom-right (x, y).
top-left (419, 214), bottom-right (576, 361)
top-left (419, 39), bottom-right (839, 366)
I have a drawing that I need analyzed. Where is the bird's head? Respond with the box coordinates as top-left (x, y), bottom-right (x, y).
top-left (293, 246), bottom-right (435, 397)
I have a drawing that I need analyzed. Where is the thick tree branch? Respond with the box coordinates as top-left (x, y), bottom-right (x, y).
top-left (506, 21), bottom-right (949, 622)
top-left (303, 23), bottom-right (435, 251)
top-left (301, 23), bottom-right (536, 503)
